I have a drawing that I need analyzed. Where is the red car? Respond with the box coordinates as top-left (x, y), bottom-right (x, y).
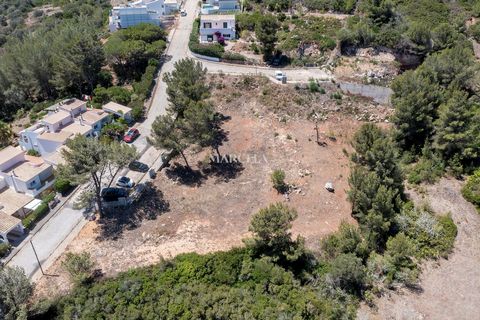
top-left (123, 128), bottom-right (140, 143)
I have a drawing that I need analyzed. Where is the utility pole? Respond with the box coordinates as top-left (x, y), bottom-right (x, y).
top-left (30, 240), bottom-right (45, 276)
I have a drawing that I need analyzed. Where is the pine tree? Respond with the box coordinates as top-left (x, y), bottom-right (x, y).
top-left (433, 91), bottom-right (479, 164)
top-left (163, 58), bottom-right (209, 117)
top-left (391, 70), bottom-right (443, 152)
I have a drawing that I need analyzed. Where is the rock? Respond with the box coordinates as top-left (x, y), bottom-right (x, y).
top-left (325, 182), bottom-right (335, 192)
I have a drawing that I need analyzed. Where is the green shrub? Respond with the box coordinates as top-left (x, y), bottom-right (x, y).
top-left (462, 169), bottom-right (480, 209)
top-left (271, 169), bottom-right (287, 193)
top-left (22, 203), bottom-right (50, 229)
top-left (93, 86), bottom-right (132, 106)
top-left (308, 78), bottom-right (319, 92)
top-left (0, 242), bottom-right (11, 258)
top-left (469, 23), bottom-right (480, 42)
top-left (330, 92), bottom-right (342, 100)
top-left (131, 105), bottom-right (145, 122)
top-left (26, 149), bottom-right (40, 157)
top-left (221, 51), bottom-right (246, 61)
top-left (396, 203), bottom-right (457, 259)
top-left (54, 178), bottom-right (72, 195)
top-left (407, 154), bottom-right (444, 184)
top-left (62, 252), bottom-right (95, 285)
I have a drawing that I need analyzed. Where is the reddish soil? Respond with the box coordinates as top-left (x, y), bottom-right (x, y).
top-left (34, 75), bottom-right (391, 299)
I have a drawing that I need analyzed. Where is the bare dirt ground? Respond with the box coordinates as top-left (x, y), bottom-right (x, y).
top-left (334, 48), bottom-right (400, 86)
top-left (358, 178), bottom-right (480, 320)
top-left (24, 5), bottom-right (62, 28)
top-left (34, 75), bottom-right (392, 299)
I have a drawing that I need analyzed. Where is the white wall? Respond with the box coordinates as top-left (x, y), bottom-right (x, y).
top-left (0, 153), bottom-right (25, 172)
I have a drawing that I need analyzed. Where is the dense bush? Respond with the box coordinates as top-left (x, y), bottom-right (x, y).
top-left (390, 42), bottom-right (480, 183)
top-left (337, 0), bottom-right (467, 55)
top-left (462, 169), bottom-right (480, 209)
top-left (304, 0), bottom-right (357, 13)
top-left (62, 252), bottom-right (94, 285)
top-left (92, 86), bottom-right (132, 106)
top-left (22, 202), bottom-right (49, 229)
top-left (0, 242), bottom-right (11, 258)
top-left (26, 149), bottom-right (40, 157)
top-left (104, 23), bottom-right (166, 82)
top-left (271, 169), bottom-right (287, 193)
top-left (0, 0), bottom-right (111, 120)
top-left (221, 51), bottom-right (247, 62)
top-left (54, 178), bottom-right (72, 195)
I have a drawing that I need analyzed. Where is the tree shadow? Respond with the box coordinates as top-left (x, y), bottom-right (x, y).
top-left (200, 155), bottom-right (245, 183)
top-left (164, 163), bottom-right (206, 187)
top-left (97, 182), bottom-right (169, 241)
top-left (404, 282), bottom-right (424, 294)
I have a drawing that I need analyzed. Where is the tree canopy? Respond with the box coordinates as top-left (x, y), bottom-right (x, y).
top-left (57, 135), bottom-right (137, 217)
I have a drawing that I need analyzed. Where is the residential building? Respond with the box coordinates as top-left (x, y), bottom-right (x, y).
top-left (200, 14), bottom-right (236, 43)
top-left (19, 98), bottom-right (111, 158)
top-left (0, 212), bottom-right (24, 245)
top-left (201, 0), bottom-right (240, 14)
top-left (102, 101), bottom-right (133, 123)
top-left (0, 147), bottom-right (54, 198)
top-left (109, 0), bottom-right (179, 32)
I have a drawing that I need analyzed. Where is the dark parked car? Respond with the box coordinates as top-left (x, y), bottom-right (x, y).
top-left (49, 197), bottom-right (61, 209)
top-left (101, 188), bottom-right (128, 202)
top-left (129, 161), bottom-right (149, 173)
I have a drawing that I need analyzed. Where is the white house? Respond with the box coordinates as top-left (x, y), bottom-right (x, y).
top-left (200, 14), bottom-right (236, 43)
top-left (102, 101), bottom-right (133, 122)
top-left (201, 0), bottom-right (240, 14)
top-left (19, 98), bottom-right (111, 158)
top-left (109, 0), bottom-right (178, 32)
top-left (0, 146), bottom-right (54, 198)
top-left (0, 212), bottom-right (24, 245)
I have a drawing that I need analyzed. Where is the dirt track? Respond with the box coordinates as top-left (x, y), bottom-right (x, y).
top-left (358, 178), bottom-right (480, 320)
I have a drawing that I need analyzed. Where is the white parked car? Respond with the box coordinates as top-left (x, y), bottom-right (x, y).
top-left (116, 176), bottom-right (135, 188)
top-left (180, 9), bottom-right (187, 16)
top-left (275, 70), bottom-right (284, 81)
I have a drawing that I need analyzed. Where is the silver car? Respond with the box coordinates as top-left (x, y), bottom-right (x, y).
top-left (116, 176), bottom-right (135, 188)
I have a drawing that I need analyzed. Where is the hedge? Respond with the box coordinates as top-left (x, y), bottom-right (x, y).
top-left (22, 202), bottom-right (50, 230)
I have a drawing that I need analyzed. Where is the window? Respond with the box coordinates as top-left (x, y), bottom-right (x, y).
top-left (223, 34), bottom-right (230, 38)
top-left (207, 35), bottom-right (213, 42)
top-left (204, 22), bottom-right (212, 28)
top-left (223, 22), bottom-right (228, 28)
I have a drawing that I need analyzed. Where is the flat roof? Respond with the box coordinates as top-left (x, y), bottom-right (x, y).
top-left (62, 122), bottom-right (92, 136)
top-left (0, 146), bottom-right (24, 167)
top-left (42, 111), bottom-right (72, 125)
top-left (4, 161), bottom-right (51, 182)
top-left (102, 102), bottom-right (132, 115)
top-left (0, 188), bottom-right (33, 216)
top-left (81, 109), bottom-right (110, 124)
top-left (201, 14), bottom-right (235, 21)
top-left (38, 131), bottom-right (73, 143)
top-left (43, 148), bottom-right (67, 166)
top-left (0, 212), bottom-right (22, 234)
top-left (58, 98), bottom-right (86, 111)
